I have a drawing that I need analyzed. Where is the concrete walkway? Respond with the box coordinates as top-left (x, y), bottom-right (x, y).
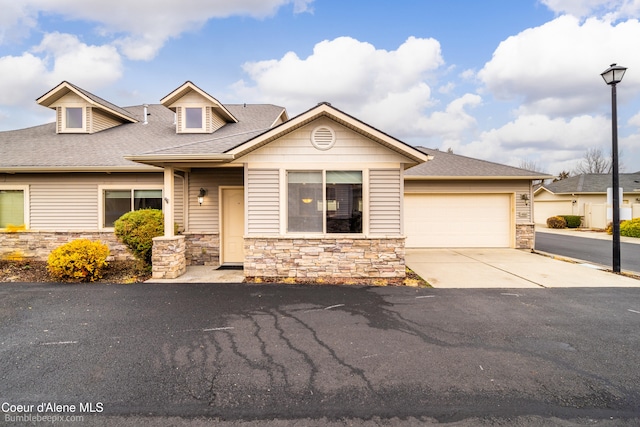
top-left (406, 248), bottom-right (640, 289)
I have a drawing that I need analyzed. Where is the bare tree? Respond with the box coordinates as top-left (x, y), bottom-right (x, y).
top-left (572, 147), bottom-right (625, 174)
top-left (518, 158), bottom-right (543, 172)
top-left (573, 147), bottom-right (611, 174)
top-left (553, 170), bottom-right (571, 182)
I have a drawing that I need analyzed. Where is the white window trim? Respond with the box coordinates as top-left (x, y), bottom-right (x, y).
top-left (62, 106), bottom-right (86, 133)
top-left (181, 106), bottom-right (207, 133)
top-left (285, 169), bottom-right (365, 236)
top-left (0, 185), bottom-right (30, 230)
top-left (98, 185), bottom-right (163, 231)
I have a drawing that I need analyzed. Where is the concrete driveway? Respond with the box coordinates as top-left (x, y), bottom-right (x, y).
top-left (406, 248), bottom-right (640, 288)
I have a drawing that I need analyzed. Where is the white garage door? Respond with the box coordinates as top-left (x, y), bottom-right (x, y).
top-left (404, 193), bottom-right (512, 248)
top-left (533, 200), bottom-right (572, 225)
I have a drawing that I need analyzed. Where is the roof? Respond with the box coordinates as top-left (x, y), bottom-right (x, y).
top-left (538, 173), bottom-right (640, 194)
top-left (0, 103), bottom-right (287, 172)
top-left (36, 81), bottom-right (138, 123)
top-left (405, 147), bottom-right (552, 180)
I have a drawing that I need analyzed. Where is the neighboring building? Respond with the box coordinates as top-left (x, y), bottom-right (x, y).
top-left (0, 81), bottom-right (549, 280)
top-left (534, 173), bottom-right (640, 228)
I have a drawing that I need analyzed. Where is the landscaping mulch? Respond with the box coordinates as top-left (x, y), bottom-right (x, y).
top-left (0, 260), bottom-right (150, 284)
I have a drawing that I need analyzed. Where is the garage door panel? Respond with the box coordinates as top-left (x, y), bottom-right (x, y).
top-left (405, 194), bottom-right (511, 248)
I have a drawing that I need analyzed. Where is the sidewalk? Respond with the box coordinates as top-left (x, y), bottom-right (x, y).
top-left (536, 225), bottom-right (640, 244)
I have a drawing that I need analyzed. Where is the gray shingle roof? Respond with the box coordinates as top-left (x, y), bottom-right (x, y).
top-left (405, 147), bottom-right (551, 179)
top-left (541, 173), bottom-right (640, 194)
top-left (0, 103), bottom-right (286, 170)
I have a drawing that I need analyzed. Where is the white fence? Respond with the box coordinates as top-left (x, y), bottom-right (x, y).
top-left (584, 203), bottom-right (640, 229)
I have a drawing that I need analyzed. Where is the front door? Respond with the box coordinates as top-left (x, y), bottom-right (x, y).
top-left (221, 187), bottom-right (245, 264)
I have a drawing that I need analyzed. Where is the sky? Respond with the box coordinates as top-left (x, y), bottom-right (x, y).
top-left (1, 0), bottom-right (640, 175)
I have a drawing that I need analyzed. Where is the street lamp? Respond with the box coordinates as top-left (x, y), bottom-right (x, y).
top-left (600, 63), bottom-right (627, 273)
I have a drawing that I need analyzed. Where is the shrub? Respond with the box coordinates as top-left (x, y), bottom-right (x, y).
top-left (546, 216), bottom-right (567, 229)
top-left (114, 209), bottom-right (164, 265)
top-left (620, 218), bottom-right (640, 238)
top-left (47, 239), bottom-right (109, 282)
top-left (559, 215), bottom-right (582, 228)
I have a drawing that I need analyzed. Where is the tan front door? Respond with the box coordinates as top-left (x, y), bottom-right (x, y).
top-left (221, 188), bottom-right (245, 264)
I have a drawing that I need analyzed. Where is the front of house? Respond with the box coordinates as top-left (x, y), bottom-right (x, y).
top-left (0, 81), bottom-right (547, 280)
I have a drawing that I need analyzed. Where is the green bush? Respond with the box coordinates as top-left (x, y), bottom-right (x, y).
top-left (620, 218), bottom-right (640, 238)
top-left (114, 209), bottom-right (164, 266)
top-left (546, 216), bottom-right (567, 229)
top-left (47, 239), bottom-right (110, 282)
top-left (559, 215), bottom-right (582, 228)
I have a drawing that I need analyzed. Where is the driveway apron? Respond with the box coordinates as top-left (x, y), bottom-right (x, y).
top-left (406, 248), bottom-right (640, 288)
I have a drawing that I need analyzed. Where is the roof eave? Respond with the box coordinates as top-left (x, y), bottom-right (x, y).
top-left (0, 166), bottom-right (161, 173)
top-left (124, 154), bottom-right (236, 168)
top-left (405, 174), bottom-right (553, 181)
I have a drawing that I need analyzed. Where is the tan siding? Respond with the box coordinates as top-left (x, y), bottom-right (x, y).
top-left (30, 182), bottom-right (98, 230)
top-left (187, 168), bottom-right (243, 232)
top-left (1, 173), bottom-right (163, 231)
top-left (176, 107), bottom-right (183, 133)
top-left (246, 169), bottom-right (279, 235)
top-left (239, 117), bottom-right (409, 165)
top-left (92, 109), bottom-right (123, 133)
top-left (56, 107), bottom-right (62, 133)
top-left (210, 107), bottom-right (226, 132)
top-left (405, 179), bottom-right (532, 223)
top-left (369, 169), bottom-right (402, 235)
top-left (174, 174), bottom-right (185, 230)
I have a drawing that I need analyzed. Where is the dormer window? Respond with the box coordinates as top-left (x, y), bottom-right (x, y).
top-left (66, 107), bottom-right (83, 129)
top-left (185, 107), bottom-right (203, 129)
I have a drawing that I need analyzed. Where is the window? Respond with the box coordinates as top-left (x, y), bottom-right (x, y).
top-left (66, 107), bottom-right (83, 129)
top-left (0, 189), bottom-right (26, 228)
top-left (287, 171), bottom-right (362, 233)
top-left (103, 189), bottom-right (162, 228)
top-left (185, 107), bottom-right (203, 129)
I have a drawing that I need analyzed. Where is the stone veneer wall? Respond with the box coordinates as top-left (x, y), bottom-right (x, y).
top-left (244, 237), bottom-right (406, 278)
top-left (183, 232), bottom-right (220, 266)
top-left (0, 231), bottom-right (133, 261)
top-left (515, 223), bottom-right (535, 249)
top-left (151, 235), bottom-right (187, 279)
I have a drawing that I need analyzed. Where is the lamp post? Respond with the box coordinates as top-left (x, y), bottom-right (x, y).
top-left (600, 63), bottom-right (627, 273)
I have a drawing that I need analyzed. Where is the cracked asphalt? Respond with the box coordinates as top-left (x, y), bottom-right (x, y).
top-left (1, 282), bottom-right (639, 426)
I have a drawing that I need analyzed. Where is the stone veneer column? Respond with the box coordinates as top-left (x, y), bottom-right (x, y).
top-left (151, 235), bottom-right (187, 279)
top-left (515, 224), bottom-right (535, 249)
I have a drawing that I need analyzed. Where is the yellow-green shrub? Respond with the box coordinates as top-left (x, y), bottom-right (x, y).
top-left (620, 218), bottom-right (640, 238)
top-left (114, 209), bottom-right (163, 265)
top-left (47, 239), bottom-right (110, 282)
top-left (546, 216), bottom-right (567, 229)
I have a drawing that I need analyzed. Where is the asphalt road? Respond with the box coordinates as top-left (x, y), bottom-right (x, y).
top-left (1, 282), bottom-right (640, 426)
top-left (535, 231), bottom-right (640, 273)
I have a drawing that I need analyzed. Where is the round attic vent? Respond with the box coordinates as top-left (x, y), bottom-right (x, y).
top-left (311, 126), bottom-right (336, 150)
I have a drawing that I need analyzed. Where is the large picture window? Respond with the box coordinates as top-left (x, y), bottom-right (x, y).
top-left (103, 189), bottom-right (162, 228)
top-left (287, 171), bottom-right (362, 233)
top-left (0, 189), bottom-right (25, 228)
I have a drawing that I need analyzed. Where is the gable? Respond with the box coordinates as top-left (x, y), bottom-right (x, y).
top-left (236, 116), bottom-right (413, 166)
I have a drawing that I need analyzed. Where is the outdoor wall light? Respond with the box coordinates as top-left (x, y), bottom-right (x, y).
top-left (520, 194), bottom-right (529, 205)
top-left (198, 188), bottom-right (207, 205)
top-left (301, 198), bottom-right (313, 204)
top-left (572, 200), bottom-right (577, 205)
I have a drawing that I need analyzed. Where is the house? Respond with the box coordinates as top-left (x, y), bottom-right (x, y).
top-left (0, 81), bottom-right (549, 280)
top-left (534, 173), bottom-right (640, 228)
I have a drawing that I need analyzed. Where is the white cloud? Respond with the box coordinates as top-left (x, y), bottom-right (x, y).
top-left (452, 114), bottom-right (612, 174)
top-left (0, 0), bottom-right (315, 60)
top-left (478, 15), bottom-right (640, 117)
top-left (0, 32), bottom-right (121, 108)
top-left (541, 0), bottom-right (640, 20)
top-left (234, 36), bottom-right (455, 136)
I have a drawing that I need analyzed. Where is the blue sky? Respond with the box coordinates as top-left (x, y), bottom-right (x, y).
top-left (1, 0), bottom-right (640, 175)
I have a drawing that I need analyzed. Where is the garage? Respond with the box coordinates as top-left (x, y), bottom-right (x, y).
top-left (533, 200), bottom-right (573, 225)
top-left (404, 193), bottom-right (512, 248)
